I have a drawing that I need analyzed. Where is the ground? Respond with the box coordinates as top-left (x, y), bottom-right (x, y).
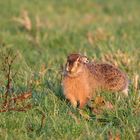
top-left (0, 0), bottom-right (140, 139)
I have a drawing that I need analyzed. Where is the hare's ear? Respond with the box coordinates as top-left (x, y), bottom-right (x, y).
top-left (81, 56), bottom-right (89, 63)
top-left (76, 56), bottom-right (80, 62)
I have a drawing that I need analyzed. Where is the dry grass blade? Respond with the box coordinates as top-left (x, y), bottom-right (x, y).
top-left (34, 110), bottom-right (46, 131)
top-left (101, 50), bottom-right (132, 68)
top-left (133, 74), bottom-right (139, 92)
top-left (40, 113), bottom-right (46, 129)
top-left (136, 129), bottom-right (140, 140)
top-left (87, 28), bottom-right (110, 45)
top-left (87, 32), bottom-right (94, 45)
top-left (9, 92), bottom-right (32, 103)
top-left (95, 28), bottom-right (109, 41)
top-left (108, 131), bottom-right (113, 140)
top-left (105, 101), bottom-right (114, 110)
top-left (39, 64), bottom-right (47, 77)
top-left (79, 110), bottom-right (90, 120)
top-left (0, 104), bottom-right (32, 112)
top-left (2, 92), bottom-right (32, 111)
top-left (1, 51), bottom-right (18, 108)
top-left (68, 111), bottom-right (80, 124)
top-left (13, 10), bottom-right (32, 31)
top-left (36, 15), bottom-right (43, 29)
top-left (22, 10), bottom-right (32, 31)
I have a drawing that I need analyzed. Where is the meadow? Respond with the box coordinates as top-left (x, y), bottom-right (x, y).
top-left (0, 0), bottom-right (140, 139)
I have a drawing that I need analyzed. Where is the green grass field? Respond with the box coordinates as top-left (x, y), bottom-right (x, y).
top-left (0, 0), bottom-right (140, 139)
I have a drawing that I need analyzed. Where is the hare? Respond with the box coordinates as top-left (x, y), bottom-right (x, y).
top-left (62, 53), bottom-right (129, 109)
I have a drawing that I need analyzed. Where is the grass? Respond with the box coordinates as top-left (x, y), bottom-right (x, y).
top-left (0, 0), bottom-right (140, 139)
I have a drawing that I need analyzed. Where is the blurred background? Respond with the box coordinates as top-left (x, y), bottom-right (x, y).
top-left (0, 0), bottom-right (140, 67)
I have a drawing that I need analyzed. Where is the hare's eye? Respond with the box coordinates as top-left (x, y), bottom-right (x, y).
top-left (84, 59), bottom-right (89, 63)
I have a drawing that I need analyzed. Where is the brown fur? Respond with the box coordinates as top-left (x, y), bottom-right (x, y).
top-left (62, 54), bottom-right (129, 108)
top-left (62, 69), bottom-right (91, 108)
top-left (87, 63), bottom-right (128, 92)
